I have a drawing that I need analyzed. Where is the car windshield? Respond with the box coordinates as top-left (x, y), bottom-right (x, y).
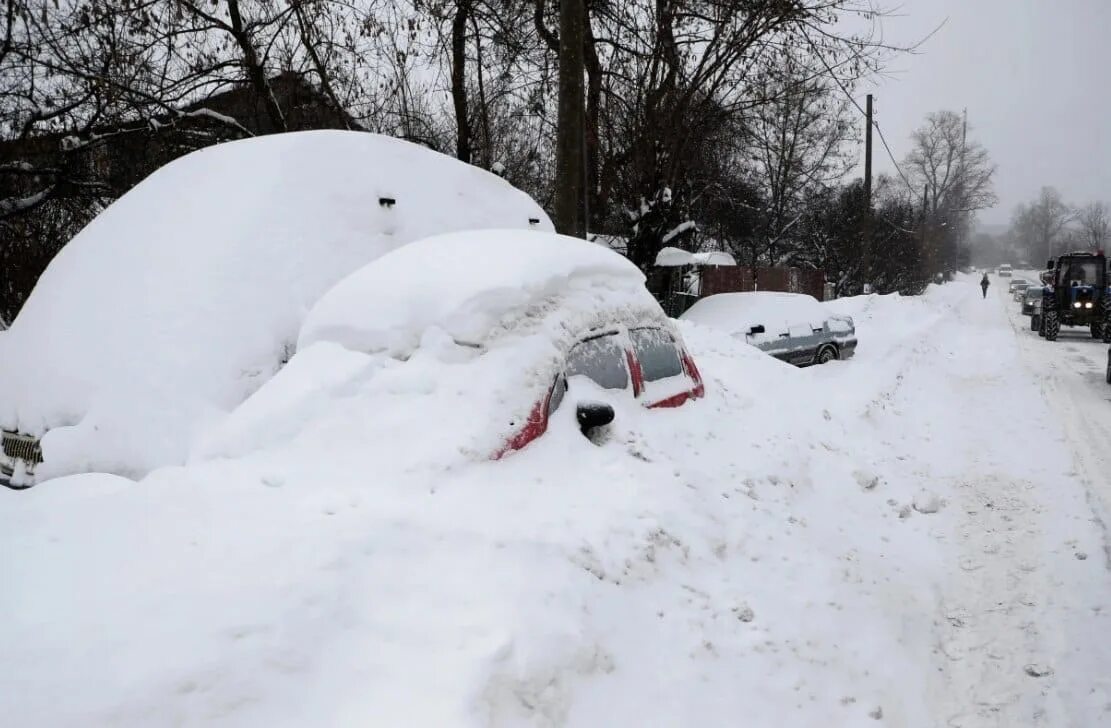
top-left (1062, 260), bottom-right (1101, 285)
top-left (565, 333), bottom-right (629, 390)
top-left (629, 327), bottom-right (684, 382)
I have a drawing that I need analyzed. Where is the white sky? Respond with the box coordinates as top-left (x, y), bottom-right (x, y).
top-left (853, 0), bottom-right (1111, 225)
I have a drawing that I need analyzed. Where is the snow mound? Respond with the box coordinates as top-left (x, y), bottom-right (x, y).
top-left (299, 229), bottom-right (654, 357)
top-left (0, 131), bottom-right (551, 481)
top-left (680, 291), bottom-right (836, 343)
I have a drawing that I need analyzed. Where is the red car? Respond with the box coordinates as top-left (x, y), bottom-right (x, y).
top-left (296, 228), bottom-right (706, 460)
top-left (499, 322), bottom-right (705, 456)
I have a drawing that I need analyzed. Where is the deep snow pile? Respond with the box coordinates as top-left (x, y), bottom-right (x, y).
top-left (198, 231), bottom-right (666, 462)
top-left (0, 131), bottom-right (551, 481)
top-left (0, 286), bottom-right (971, 727)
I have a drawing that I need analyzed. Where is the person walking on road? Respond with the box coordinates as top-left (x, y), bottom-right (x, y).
top-left (981, 272), bottom-right (990, 298)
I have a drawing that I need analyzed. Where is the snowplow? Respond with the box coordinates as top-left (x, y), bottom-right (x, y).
top-left (1037, 251), bottom-right (1111, 342)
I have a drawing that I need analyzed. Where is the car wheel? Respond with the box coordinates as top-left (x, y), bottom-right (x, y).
top-left (1044, 309), bottom-right (1059, 341)
top-left (1106, 353), bottom-right (1111, 384)
top-left (817, 346), bottom-right (838, 364)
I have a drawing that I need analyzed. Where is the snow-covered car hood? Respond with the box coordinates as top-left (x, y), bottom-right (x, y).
top-left (0, 131), bottom-right (551, 482)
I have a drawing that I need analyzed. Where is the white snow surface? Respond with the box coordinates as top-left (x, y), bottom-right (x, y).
top-left (4, 278), bottom-right (1111, 726)
top-left (0, 131), bottom-right (551, 480)
top-left (653, 247), bottom-right (736, 267)
top-left (681, 291), bottom-right (837, 343)
top-left (299, 229), bottom-right (653, 358)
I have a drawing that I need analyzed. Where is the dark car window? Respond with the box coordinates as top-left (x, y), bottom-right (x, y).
top-left (630, 327), bottom-right (684, 382)
top-left (547, 374), bottom-right (567, 416)
top-left (566, 333), bottom-right (629, 390)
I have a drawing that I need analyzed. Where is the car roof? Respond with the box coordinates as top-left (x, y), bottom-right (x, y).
top-left (300, 229), bottom-right (668, 359)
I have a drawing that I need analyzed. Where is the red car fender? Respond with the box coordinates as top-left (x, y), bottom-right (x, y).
top-left (494, 394), bottom-right (551, 459)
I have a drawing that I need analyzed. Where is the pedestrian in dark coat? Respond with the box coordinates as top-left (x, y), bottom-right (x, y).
top-left (981, 273), bottom-right (990, 298)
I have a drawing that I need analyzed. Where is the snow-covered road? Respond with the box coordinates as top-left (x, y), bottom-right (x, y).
top-left (906, 278), bottom-right (1111, 726)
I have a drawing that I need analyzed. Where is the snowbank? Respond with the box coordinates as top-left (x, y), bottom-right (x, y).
top-left (200, 231), bottom-right (666, 462)
top-left (680, 291), bottom-right (838, 344)
top-left (0, 131), bottom-right (551, 481)
top-left (1, 284), bottom-right (959, 726)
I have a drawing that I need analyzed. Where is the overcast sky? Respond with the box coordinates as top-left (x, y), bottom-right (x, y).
top-left (854, 0), bottom-right (1111, 226)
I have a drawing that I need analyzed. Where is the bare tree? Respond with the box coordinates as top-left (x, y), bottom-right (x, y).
top-left (903, 110), bottom-right (996, 276)
top-left (1010, 187), bottom-right (1073, 263)
top-left (1076, 201), bottom-right (1110, 249)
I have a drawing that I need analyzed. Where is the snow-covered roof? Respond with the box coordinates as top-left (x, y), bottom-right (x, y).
top-left (0, 130), bottom-right (552, 481)
top-left (680, 291), bottom-right (833, 341)
top-left (299, 229), bottom-right (660, 358)
top-left (654, 247), bottom-right (736, 267)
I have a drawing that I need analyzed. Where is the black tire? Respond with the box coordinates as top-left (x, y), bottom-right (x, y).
top-left (1102, 294), bottom-right (1111, 343)
top-left (1092, 322), bottom-right (1103, 339)
top-left (1106, 353), bottom-right (1111, 384)
top-left (816, 345), bottom-right (838, 364)
top-left (1031, 314), bottom-right (1039, 332)
top-left (1044, 309), bottom-right (1060, 341)
top-left (1036, 314), bottom-right (1045, 337)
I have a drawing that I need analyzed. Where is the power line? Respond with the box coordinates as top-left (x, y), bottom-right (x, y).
top-left (798, 28), bottom-right (915, 196)
top-left (871, 118), bottom-right (915, 194)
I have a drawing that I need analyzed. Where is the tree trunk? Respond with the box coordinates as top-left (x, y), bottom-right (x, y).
top-left (226, 0), bottom-right (286, 133)
top-left (553, 0), bottom-right (585, 236)
top-left (451, 0), bottom-right (473, 163)
top-left (583, 16), bottom-right (602, 231)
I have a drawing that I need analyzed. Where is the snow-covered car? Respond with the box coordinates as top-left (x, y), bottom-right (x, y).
top-left (679, 291), bottom-right (857, 366)
top-left (197, 229), bottom-right (706, 462)
top-left (1009, 278), bottom-right (1030, 296)
top-left (997, 264), bottom-right (1013, 277)
top-left (0, 131), bottom-right (552, 489)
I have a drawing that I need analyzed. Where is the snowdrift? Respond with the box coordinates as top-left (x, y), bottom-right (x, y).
top-left (1, 288), bottom-right (964, 726)
top-left (0, 131), bottom-right (551, 481)
top-left (198, 230), bottom-right (667, 462)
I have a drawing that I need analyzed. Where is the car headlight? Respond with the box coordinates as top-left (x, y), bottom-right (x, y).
top-left (1074, 302), bottom-right (1083, 308)
top-left (1086, 302), bottom-right (1095, 309)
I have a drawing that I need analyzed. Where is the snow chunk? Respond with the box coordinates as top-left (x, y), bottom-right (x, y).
top-left (299, 229), bottom-right (652, 358)
top-left (912, 491), bottom-right (944, 514)
top-left (0, 131), bottom-right (551, 481)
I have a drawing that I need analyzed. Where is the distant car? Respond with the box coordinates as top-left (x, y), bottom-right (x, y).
top-left (998, 264), bottom-right (1013, 277)
top-left (680, 292), bottom-right (856, 366)
top-left (1011, 279), bottom-right (1031, 300)
top-left (1021, 286), bottom-right (1043, 316)
top-left (1008, 277), bottom-right (1029, 293)
top-left (292, 229), bottom-right (706, 458)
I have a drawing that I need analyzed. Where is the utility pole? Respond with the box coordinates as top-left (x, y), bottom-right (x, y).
top-left (862, 94), bottom-right (874, 292)
top-left (864, 94), bottom-right (873, 205)
top-left (553, 0), bottom-right (586, 237)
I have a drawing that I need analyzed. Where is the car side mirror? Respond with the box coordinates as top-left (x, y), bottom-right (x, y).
top-left (1047, 260), bottom-right (1055, 270)
top-left (748, 324), bottom-right (766, 336)
top-left (576, 401), bottom-right (614, 434)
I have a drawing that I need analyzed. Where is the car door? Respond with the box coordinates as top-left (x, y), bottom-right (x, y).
top-left (785, 322), bottom-right (820, 366)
